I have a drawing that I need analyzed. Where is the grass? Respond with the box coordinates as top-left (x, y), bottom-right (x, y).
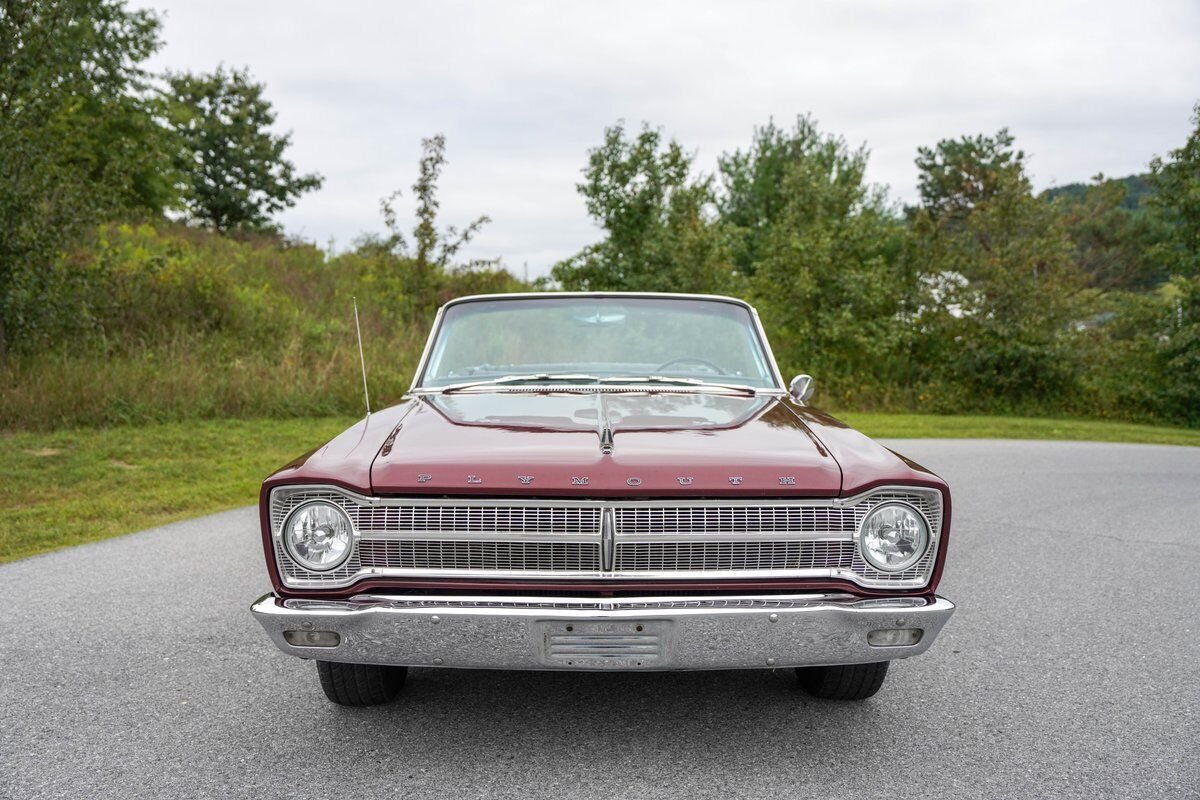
top-left (836, 412), bottom-right (1200, 447)
top-left (1, 411), bottom-right (1196, 564)
top-left (0, 417), bottom-right (354, 563)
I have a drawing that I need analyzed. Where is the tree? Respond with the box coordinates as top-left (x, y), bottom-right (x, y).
top-left (0, 0), bottom-right (171, 357)
top-left (914, 129), bottom-right (1027, 222)
top-left (1149, 102), bottom-right (1200, 278)
top-left (362, 133), bottom-right (492, 317)
top-left (910, 130), bottom-right (1085, 404)
top-left (1144, 102), bottom-right (1200, 422)
top-left (551, 123), bottom-right (730, 292)
top-left (164, 66), bottom-right (322, 232)
top-left (720, 117), bottom-right (910, 396)
top-left (1054, 175), bottom-right (1169, 290)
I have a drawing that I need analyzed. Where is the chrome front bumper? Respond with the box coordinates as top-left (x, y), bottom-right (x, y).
top-left (252, 592), bottom-right (955, 671)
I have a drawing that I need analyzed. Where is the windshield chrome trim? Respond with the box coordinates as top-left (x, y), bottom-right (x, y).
top-left (407, 292), bottom-right (786, 393)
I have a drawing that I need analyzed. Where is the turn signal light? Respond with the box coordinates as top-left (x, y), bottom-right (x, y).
top-left (283, 630), bottom-right (341, 648)
top-left (867, 628), bottom-right (923, 647)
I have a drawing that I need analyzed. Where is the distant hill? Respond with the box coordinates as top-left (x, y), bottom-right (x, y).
top-left (1044, 174), bottom-right (1154, 211)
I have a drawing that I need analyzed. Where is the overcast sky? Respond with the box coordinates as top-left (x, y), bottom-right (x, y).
top-left (138, 0), bottom-right (1200, 277)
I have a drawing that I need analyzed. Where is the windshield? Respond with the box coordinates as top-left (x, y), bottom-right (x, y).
top-left (417, 297), bottom-right (778, 389)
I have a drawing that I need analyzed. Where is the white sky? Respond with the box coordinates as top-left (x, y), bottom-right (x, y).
top-left (138, 0), bottom-right (1200, 277)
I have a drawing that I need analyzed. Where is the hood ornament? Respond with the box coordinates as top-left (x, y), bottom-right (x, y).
top-left (517, 475), bottom-right (534, 485)
top-left (596, 394), bottom-right (615, 455)
top-left (467, 475), bottom-right (482, 484)
top-left (571, 476), bottom-right (589, 485)
top-left (417, 473), bottom-right (432, 483)
top-left (677, 476), bottom-right (694, 486)
top-left (728, 476), bottom-right (743, 485)
top-left (626, 477), bottom-right (643, 486)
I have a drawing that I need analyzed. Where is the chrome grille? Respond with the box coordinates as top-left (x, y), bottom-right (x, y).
top-left (358, 540), bottom-right (600, 572)
top-left (615, 540), bottom-right (855, 572)
top-left (615, 506), bottom-right (857, 534)
top-left (355, 505), bottom-right (600, 535)
top-left (268, 486), bottom-right (943, 589)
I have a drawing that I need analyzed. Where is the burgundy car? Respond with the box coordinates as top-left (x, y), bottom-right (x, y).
top-left (252, 293), bottom-right (955, 705)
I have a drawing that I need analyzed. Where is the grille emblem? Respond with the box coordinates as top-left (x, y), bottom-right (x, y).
top-left (626, 477), bottom-right (643, 487)
top-left (467, 475), bottom-right (482, 484)
top-left (417, 473), bottom-right (432, 483)
top-left (517, 475), bottom-right (534, 485)
top-left (572, 476), bottom-right (589, 485)
top-left (778, 476), bottom-right (796, 485)
top-left (728, 476), bottom-right (743, 485)
top-left (677, 476), bottom-right (694, 486)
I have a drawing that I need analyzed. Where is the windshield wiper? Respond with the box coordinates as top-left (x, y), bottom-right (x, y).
top-left (599, 376), bottom-right (758, 395)
top-left (436, 373), bottom-right (603, 394)
top-left (431, 373), bottom-right (759, 395)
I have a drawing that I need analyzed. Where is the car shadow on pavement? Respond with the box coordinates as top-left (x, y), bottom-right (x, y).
top-left (299, 665), bottom-right (908, 770)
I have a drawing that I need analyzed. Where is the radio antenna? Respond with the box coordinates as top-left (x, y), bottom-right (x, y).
top-left (353, 296), bottom-right (371, 416)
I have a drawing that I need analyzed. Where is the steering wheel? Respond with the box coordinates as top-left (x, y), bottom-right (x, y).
top-left (655, 356), bottom-right (725, 375)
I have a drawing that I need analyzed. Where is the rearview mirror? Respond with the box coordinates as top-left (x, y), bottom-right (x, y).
top-left (789, 374), bottom-right (814, 403)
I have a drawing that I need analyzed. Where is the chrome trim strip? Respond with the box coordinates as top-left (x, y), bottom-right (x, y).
top-left (268, 485), bottom-right (944, 591)
top-left (407, 292), bottom-right (787, 393)
top-left (251, 592), bottom-right (956, 671)
top-left (600, 506), bottom-right (615, 572)
top-left (270, 484), bottom-right (936, 510)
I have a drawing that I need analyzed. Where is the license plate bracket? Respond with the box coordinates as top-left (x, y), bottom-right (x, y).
top-left (536, 619), bottom-right (672, 669)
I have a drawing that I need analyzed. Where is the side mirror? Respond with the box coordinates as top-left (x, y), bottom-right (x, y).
top-left (789, 374), bottom-right (814, 403)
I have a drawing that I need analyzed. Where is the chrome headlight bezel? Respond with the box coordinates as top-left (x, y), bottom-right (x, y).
top-left (857, 501), bottom-right (931, 573)
top-left (281, 500), bottom-right (355, 572)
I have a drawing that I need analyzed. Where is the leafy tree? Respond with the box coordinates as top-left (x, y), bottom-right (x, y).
top-left (0, 0), bottom-right (171, 357)
top-left (1054, 175), bottom-right (1170, 290)
top-left (913, 129), bottom-right (1027, 222)
top-left (164, 66), bottom-right (322, 232)
top-left (910, 130), bottom-right (1085, 405)
top-left (551, 123), bottom-right (730, 292)
top-left (1144, 102), bottom-right (1200, 422)
top-left (721, 117), bottom-right (910, 397)
top-left (1149, 103), bottom-right (1200, 278)
top-left (363, 133), bottom-right (493, 317)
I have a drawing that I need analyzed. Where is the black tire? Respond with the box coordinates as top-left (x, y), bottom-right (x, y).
top-left (795, 661), bottom-right (889, 700)
top-left (316, 661), bottom-right (407, 706)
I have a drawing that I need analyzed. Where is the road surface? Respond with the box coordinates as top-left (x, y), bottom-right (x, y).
top-left (1, 440), bottom-right (1197, 799)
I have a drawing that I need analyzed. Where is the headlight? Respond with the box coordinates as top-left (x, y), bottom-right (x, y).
top-left (859, 502), bottom-right (929, 572)
top-left (282, 501), bottom-right (353, 571)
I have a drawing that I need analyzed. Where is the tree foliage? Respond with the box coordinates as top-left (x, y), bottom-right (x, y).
top-left (3, 1), bottom-right (1200, 430)
top-left (362, 133), bottom-right (495, 318)
top-left (910, 132), bottom-right (1085, 404)
top-left (164, 66), bottom-right (323, 232)
top-left (0, 0), bottom-right (170, 356)
top-left (1144, 103), bottom-right (1200, 422)
top-left (551, 123), bottom-right (730, 293)
top-left (913, 128), bottom-right (1027, 222)
top-left (552, 115), bottom-right (1200, 423)
top-left (1054, 175), bottom-right (1170, 290)
top-left (720, 118), bottom-right (910, 393)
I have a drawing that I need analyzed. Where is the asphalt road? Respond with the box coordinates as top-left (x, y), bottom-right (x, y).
top-left (2, 440), bottom-right (1198, 800)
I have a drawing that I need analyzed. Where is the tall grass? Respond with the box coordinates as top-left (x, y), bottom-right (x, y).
top-left (0, 223), bottom-right (482, 430)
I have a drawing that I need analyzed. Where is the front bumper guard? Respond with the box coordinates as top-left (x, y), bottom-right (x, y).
top-left (251, 592), bottom-right (955, 671)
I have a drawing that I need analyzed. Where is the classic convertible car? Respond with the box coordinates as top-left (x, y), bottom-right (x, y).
top-left (252, 293), bottom-right (954, 705)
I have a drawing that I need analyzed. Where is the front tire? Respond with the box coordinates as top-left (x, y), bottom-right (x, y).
top-left (795, 661), bottom-right (889, 700)
top-left (316, 661), bottom-right (407, 706)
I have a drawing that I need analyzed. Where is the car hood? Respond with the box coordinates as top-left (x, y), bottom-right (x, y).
top-left (369, 392), bottom-right (842, 496)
